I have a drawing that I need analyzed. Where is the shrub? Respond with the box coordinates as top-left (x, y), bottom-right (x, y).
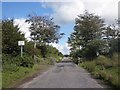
top-left (2, 54), bottom-right (12, 64)
top-left (3, 54), bottom-right (34, 68)
top-left (35, 56), bottom-right (44, 64)
top-left (2, 64), bottom-right (19, 72)
top-left (99, 70), bottom-right (108, 80)
top-left (95, 55), bottom-right (112, 68)
top-left (72, 58), bottom-right (79, 64)
top-left (44, 57), bottom-right (55, 65)
top-left (109, 75), bottom-right (119, 88)
top-left (106, 68), bottom-right (120, 88)
top-left (56, 57), bottom-right (62, 63)
top-left (13, 55), bottom-right (34, 68)
top-left (111, 53), bottom-right (119, 67)
top-left (80, 54), bottom-right (120, 88)
top-left (81, 61), bottom-right (96, 72)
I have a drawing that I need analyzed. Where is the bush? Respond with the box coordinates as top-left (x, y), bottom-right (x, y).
top-left (87, 62), bottom-right (96, 72)
top-left (12, 55), bottom-right (34, 68)
top-left (56, 57), bottom-right (62, 63)
top-left (92, 65), bottom-right (106, 79)
top-left (109, 75), bottom-right (119, 88)
top-left (72, 58), bottom-right (79, 64)
top-left (80, 54), bottom-right (120, 88)
top-left (111, 53), bottom-right (119, 67)
top-left (2, 64), bottom-right (19, 72)
top-left (81, 61), bottom-right (96, 72)
top-left (95, 55), bottom-right (112, 68)
top-left (44, 57), bottom-right (55, 65)
top-left (2, 54), bottom-right (12, 64)
top-left (106, 68), bottom-right (120, 88)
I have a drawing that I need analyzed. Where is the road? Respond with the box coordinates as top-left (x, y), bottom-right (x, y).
top-left (19, 57), bottom-right (103, 88)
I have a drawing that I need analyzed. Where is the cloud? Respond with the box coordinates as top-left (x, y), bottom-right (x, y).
top-left (49, 43), bottom-right (70, 55)
top-left (43, 0), bottom-right (84, 24)
top-left (14, 18), bottom-right (31, 40)
top-left (42, 0), bottom-right (119, 25)
top-left (82, 0), bottom-right (119, 24)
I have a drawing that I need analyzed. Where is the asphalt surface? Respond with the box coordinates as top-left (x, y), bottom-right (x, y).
top-left (19, 58), bottom-right (103, 88)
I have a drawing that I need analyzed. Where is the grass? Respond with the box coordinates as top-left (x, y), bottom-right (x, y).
top-left (80, 53), bottom-right (120, 88)
top-left (2, 64), bottom-right (52, 88)
top-left (2, 54), bottom-right (58, 88)
top-left (0, 72), bottom-right (2, 89)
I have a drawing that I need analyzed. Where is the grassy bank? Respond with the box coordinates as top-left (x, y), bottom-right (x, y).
top-left (2, 52), bottom-right (63, 88)
top-left (2, 64), bottom-right (52, 88)
top-left (2, 54), bottom-right (57, 88)
top-left (79, 53), bottom-right (120, 88)
top-left (0, 72), bottom-right (1, 89)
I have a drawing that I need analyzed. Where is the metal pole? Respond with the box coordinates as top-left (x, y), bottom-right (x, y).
top-left (21, 45), bottom-right (23, 57)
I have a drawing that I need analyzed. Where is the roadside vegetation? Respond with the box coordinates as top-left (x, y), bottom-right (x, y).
top-left (68, 10), bottom-right (119, 88)
top-left (2, 15), bottom-right (64, 88)
top-left (80, 54), bottom-right (119, 88)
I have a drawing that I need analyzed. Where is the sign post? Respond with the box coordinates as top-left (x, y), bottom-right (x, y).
top-left (18, 41), bottom-right (25, 57)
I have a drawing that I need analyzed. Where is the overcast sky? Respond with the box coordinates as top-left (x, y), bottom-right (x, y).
top-left (2, 0), bottom-right (119, 55)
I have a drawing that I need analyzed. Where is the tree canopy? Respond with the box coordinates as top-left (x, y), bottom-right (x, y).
top-left (2, 19), bottom-right (25, 56)
top-left (68, 11), bottom-right (119, 62)
top-left (26, 15), bottom-right (64, 44)
top-left (68, 11), bottom-right (106, 60)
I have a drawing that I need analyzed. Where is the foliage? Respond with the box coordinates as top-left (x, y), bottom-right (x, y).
top-left (99, 24), bottom-right (119, 56)
top-left (37, 44), bottom-right (63, 59)
top-left (109, 38), bottom-right (120, 55)
top-left (25, 15), bottom-right (64, 44)
top-left (44, 57), bottom-right (55, 65)
top-left (25, 14), bottom-right (64, 60)
top-left (80, 54), bottom-right (120, 88)
top-left (2, 18), bottom-right (63, 64)
top-left (13, 55), bottom-right (34, 68)
top-left (95, 55), bottom-right (112, 68)
top-left (2, 54), bottom-right (12, 64)
top-left (3, 64), bottom-right (19, 73)
top-left (24, 41), bottom-right (42, 57)
top-left (81, 61), bottom-right (96, 72)
top-left (68, 11), bottom-right (106, 61)
top-left (111, 53), bottom-right (120, 67)
top-left (2, 64), bottom-right (50, 88)
top-left (3, 54), bottom-right (34, 68)
top-left (2, 19), bottom-right (25, 56)
top-left (2, 17), bottom-right (64, 88)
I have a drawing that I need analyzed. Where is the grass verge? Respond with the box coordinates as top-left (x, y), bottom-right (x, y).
top-left (79, 54), bottom-right (120, 89)
top-left (2, 64), bottom-right (52, 88)
top-left (0, 72), bottom-right (2, 89)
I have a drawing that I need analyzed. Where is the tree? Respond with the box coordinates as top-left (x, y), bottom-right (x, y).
top-left (25, 15), bottom-right (64, 58)
top-left (68, 11), bottom-right (106, 60)
top-left (104, 24), bottom-right (120, 55)
top-left (26, 15), bottom-right (64, 45)
top-left (2, 19), bottom-right (25, 56)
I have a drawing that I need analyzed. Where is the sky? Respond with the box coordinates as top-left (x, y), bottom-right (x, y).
top-left (2, 0), bottom-right (119, 55)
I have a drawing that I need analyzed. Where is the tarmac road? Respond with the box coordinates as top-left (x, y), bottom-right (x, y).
top-left (19, 57), bottom-right (103, 88)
